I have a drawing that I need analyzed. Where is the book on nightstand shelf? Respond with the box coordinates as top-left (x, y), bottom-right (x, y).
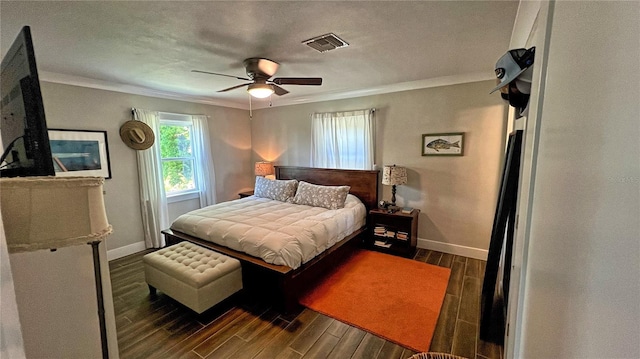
top-left (368, 207), bottom-right (419, 258)
top-left (374, 240), bottom-right (392, 248)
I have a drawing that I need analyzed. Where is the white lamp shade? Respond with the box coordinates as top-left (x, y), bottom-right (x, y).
top-left (247, 83), bottom-right (274, 98)
top-left (254, 161), bottom-right (274, 176)
top-left (0, 176), bottom-right (112, 253)
top-left (382, 165), bottom-right (407, 186)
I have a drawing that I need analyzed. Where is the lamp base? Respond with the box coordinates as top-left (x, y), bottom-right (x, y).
top-left (390, 184), bottom-right (397, 206)
top-left (89, 241), bottom-right (109, 359)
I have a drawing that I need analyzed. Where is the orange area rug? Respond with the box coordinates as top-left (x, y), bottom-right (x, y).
top-left (300, 249), bottom-right (451, 352)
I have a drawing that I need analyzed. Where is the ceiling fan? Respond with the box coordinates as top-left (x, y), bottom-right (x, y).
top-left (192, 58), bottom-right (322, 98)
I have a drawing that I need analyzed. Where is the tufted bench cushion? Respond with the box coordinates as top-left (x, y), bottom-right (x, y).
top-left (143, 242), bottom-right (242, 313)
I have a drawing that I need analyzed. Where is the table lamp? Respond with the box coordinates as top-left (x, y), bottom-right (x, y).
top-left (254, 161), bottom-right (274, 177)
top-left (0, 176), bottom-right (112, 359)
top-left (382, 165), bottom-right (407, 207)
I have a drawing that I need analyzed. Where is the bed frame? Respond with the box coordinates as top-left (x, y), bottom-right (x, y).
top-left (162, 166), bottom-right (379, 313)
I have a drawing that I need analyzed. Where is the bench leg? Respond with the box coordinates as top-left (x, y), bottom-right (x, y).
top-left (148, 284), bottom-right (157, 296)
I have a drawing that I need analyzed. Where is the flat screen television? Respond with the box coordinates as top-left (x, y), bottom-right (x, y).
top-left (0, 25), bottom-right (55, 177)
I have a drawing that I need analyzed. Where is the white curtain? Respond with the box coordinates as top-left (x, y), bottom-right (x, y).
top-left (133, 108), bottom-right (169, 248)
top-left (310, 109), bottom-right (375, 170)
top-left (192, 115), bottom-right (217, 207)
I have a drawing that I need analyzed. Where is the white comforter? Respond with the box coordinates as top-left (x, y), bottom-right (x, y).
top-left (170, 194), bottom-right (366, 269)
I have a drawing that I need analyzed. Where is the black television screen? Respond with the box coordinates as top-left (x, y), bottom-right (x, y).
top-left (0, 26), bottom-right (54, 177)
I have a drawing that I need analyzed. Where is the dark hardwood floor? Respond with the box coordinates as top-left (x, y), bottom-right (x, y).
top-left (109, 248), bottom-right (503, 359)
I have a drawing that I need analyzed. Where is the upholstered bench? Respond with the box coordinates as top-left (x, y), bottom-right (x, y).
top-left (143, 242), bottom-right (243, 314)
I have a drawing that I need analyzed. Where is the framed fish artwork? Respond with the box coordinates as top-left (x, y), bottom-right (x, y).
top-left (422, 132), bottom-right (464, 156)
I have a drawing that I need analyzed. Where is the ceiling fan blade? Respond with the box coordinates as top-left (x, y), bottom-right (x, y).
top-left (192, 70), bottom-right (250, 81)
top-left (272, 85), bottom-right (290, 96)
top-left (272, 77), bottom-right (322, 86)
top-left (217, 83), bottom-right (251, 92)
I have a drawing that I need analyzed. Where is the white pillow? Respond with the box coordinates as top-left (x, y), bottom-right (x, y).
top-left (292, 181), bottom-right (351, 210)
top-left (254, 176), bottom-right (298, 202)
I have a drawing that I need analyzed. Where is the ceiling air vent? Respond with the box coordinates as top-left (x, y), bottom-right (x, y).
top-left (302, 33), bottom-right (349, 53)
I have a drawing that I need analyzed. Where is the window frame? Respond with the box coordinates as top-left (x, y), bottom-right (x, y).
top-left (158, 113), bottom-right (200, 202)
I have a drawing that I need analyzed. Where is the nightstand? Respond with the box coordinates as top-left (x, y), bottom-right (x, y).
top-left (238, 190), bottom-right (254, 198)
top-left (366, 208), bottom-right (419, 258)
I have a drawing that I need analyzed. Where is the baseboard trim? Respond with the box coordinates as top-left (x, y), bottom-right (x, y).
top-left (107, 241), bottom-right (146, 261)
top-left (417, 238), bottom-right (488, 261)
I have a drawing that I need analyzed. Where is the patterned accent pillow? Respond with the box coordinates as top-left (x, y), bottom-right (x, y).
top-left (254, 176), bottom-right (298, 202)
top-left (292, 181), bottom-right (351, 210)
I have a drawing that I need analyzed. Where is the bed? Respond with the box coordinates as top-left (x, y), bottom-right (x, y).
top-left (162, 166), bottom-right (379, 312)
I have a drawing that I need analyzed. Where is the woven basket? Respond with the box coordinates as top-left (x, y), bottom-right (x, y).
top-left (408, 353), bottom-right (468, 359)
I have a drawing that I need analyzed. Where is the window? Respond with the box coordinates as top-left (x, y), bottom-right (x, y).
top-left (159, 114), bottom-right (197, 197)
top-left (310, 109), bottom-right (375, 170)
top-left (134, 108), bottom-right (215, 248)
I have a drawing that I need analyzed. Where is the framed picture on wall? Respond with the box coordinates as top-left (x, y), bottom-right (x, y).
top-left (48, 129), bottom-right (112, 178)
top-left (422, 132), bottom-right (464, 156)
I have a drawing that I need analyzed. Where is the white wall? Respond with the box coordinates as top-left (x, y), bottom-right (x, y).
top-left (251, 81), bottom-right (508, 258)
top-left (0, 212), bottom-right (26, 358)
top-left (9, 243), bottom-right (119, 358)
top-left (39, 76), bottom-right (509, 259)
top-left (39, 82), bottom-right (253, 254)
top-left (512, 1), bottom-right (640, 357)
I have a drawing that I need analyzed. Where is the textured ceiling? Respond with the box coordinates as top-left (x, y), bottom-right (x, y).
top-left (0, 1), bottom-right (519, 109)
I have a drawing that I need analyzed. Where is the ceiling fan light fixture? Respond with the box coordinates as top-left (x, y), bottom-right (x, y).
top-left (247, 83), bottom-right (274, 98)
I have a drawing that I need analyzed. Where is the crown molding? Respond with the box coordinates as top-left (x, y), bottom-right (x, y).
top-left (38, 72), bottom-right (248, 110)
top-left (271, 72), bottom-right (496, 108)
top-left (39, 71), bottom-right (494, 111)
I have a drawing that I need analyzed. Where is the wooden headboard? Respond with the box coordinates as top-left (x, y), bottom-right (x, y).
top-left (275, 166), bottom-right (379, 210)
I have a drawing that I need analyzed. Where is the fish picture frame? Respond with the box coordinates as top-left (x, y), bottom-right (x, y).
top-left (422, 132), bottom-right (464, 156)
